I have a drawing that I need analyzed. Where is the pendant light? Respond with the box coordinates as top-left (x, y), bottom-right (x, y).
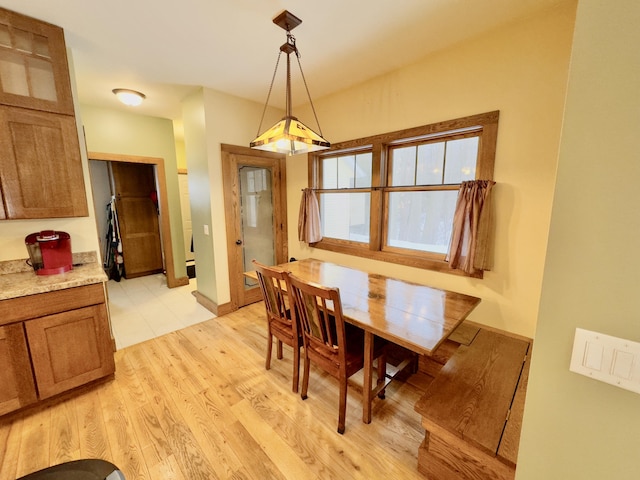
top-left (250, 10), bottom-right (330, 156)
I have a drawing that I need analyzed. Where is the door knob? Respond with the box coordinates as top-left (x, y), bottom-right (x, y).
top-left (235, 239), bottom-right (243, 245)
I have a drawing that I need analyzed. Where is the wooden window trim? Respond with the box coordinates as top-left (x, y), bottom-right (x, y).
top-left (308, 111), bottom-right (499, 277)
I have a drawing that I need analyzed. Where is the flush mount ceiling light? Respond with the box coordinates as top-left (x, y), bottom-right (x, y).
top-left (250, 10), bottom-right (330, 156)
top-left (112, 88), bottom-right (146, 106)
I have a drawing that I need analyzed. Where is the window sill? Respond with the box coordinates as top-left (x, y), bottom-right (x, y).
top-left (310, 239), bottom-right (483, 279)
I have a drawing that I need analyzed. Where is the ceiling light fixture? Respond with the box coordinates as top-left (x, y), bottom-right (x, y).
top-left (250, 10), bottom-right (330, 156)
top-left (112, 88), bottom-right (146, 106)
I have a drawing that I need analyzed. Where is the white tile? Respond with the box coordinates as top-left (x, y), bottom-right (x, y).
top-left (107, 273), bottom-right (214, 348)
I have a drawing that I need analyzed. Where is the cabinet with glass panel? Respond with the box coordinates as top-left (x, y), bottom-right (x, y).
top-left (0, 7), bottom-right (74, 115)
top-left (0, 7), bottom-right (87, 220)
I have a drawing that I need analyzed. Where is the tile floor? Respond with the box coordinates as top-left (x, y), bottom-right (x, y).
top-left (107, 274), bottom-right (215, 349)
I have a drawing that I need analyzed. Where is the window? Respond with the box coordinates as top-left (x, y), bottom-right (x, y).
top-left (309, 111), bottom-right (498, 276)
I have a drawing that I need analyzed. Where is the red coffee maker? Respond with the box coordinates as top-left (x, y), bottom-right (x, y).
top-left (25, 230), bottom-right (73, 275)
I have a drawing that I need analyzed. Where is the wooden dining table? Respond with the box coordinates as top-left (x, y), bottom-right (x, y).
top-left (246, 258), bottom-right (481, 424)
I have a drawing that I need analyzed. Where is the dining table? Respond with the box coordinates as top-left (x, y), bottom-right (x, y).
top-left (246, 257), bottom-right (482, 424)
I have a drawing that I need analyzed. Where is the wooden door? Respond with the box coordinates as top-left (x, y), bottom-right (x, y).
top-left (222, 144), bottom-right (287, 308)
top-left (25, 303), bottom-right (115, 399)
top-left (0, 323), bottom-right (37, 415)
top-left (0, 105), bottom-right (88, 219)
top-left (111, 162), bottom-right (164, 278)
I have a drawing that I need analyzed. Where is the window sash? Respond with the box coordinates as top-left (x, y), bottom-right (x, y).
top-left (308, 111), bottom-right (499, 277)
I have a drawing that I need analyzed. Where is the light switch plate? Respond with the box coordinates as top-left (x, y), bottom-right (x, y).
top-left (570, 328), bottom-right (640, 394)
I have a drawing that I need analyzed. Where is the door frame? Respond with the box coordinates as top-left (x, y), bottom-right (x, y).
top-left (221, 144), bottom-right (288, 308)
top-left (88, 151), bottom-right (188, 288)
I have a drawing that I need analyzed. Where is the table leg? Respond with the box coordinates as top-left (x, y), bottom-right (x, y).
top-left (363, 330), bottom-right (373, 424)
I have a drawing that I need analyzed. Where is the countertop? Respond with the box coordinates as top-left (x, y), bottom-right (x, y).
top-left (0, 251), bottom-right (108, 301)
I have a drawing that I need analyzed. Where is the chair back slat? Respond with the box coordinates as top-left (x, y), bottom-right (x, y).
top-left (254, 262), bottom-right (290, 328)
top-left (288, 273), bottom-right (345, 359)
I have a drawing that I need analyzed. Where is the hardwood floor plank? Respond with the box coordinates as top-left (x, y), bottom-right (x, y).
top-left (0, 417), bottom-right (22, 480)
top-left (140, 339), bottom-right (246, 478)
top-left (75, 388), bottom-right (112, 461)
top-left (98, 377), bottom-right (151, 480)
top-left (15, 405), bottom-right (50, 477)
top-left (127, 343), bottom-right (220, 480)
top-left (49, 398), bottom-right (80, 465)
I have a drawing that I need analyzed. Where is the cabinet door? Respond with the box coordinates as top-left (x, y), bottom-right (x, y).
top-left (0, 7), bottom-right (74, 115)
top-left (25, 304), bottom-right (115, 399)
top-left (0, 323), bottom-right (37, 415)
top-left (0, 105), bottom-right (88, 219)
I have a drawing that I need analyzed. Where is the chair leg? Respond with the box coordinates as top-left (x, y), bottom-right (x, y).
top-left (265, 332), bottom-right (273, 370)
top-left (377, 353), bottom-right (387, 400)
top-left (301, 355), bottom-right (310, 400)
top-left (292, 344), bottom-right (300, 393)
top-left (338, 374), bottom-right (347, 434)
top-left (277, 340), bottom-right (283, 360)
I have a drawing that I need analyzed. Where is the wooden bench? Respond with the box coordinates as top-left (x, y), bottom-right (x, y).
top-left (414, 329), bottom-right (531, 480)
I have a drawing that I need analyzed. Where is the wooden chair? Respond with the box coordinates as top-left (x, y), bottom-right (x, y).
top-left (252, 259), bottom-right (302, 393)
top-left (286, 272), bottom-right (387, 434)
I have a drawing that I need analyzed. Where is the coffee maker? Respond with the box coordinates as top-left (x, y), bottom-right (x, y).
top-left (25, 230), bottom-right (73, 275)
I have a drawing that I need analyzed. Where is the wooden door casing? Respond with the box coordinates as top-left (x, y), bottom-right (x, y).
top-left (221, 144), bottom-right (287, 309)
top-left (111, 162), bottom-right (164, 278)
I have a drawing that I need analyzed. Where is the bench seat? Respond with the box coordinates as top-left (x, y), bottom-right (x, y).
top-left (414, 329), bottom-right (531, 480)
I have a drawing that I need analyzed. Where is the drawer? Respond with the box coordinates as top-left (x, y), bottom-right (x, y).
top-left (0, 283), bottom-right (105, 326)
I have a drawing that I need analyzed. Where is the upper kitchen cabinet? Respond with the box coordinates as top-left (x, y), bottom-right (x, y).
top-left (0, 7), bottom-right (74, 115)
top-left (0, 105), bottom-right (88, 219)
top-left (0, 7), bottom-right (88, 220)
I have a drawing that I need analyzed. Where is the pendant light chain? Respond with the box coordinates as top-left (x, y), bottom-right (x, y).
top-left (295, 52), bottom-right (324, 137)
top-left (255, 51), bottom-right (283, 138)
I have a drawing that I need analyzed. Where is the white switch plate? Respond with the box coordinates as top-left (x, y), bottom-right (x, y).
top-left (570, 328), bottom-right (640, 394)
top-left (203, 224), bottom-right (209, 235)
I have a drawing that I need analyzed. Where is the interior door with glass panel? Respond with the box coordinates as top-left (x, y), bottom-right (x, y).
top-left (221, 144), bottom-right (287, 308)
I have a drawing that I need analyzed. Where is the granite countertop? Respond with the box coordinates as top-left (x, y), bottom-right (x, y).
top-left (0, 251), bottom-right (108, 301)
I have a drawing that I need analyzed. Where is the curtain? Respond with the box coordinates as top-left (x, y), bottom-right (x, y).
top-left (446, 180), bottom-right (496, 275)
top-left (298, 188), bottom-right (323, 244)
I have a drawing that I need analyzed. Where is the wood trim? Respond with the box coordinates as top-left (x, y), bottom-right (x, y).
top-left (221, 144), bottom-right (288, 309)
top-left (88, 151), bottom-right (188, 288)
top-left (192, 290), bottom-right (234, 316)
top-left (177, 168), bottom-right (188, 175)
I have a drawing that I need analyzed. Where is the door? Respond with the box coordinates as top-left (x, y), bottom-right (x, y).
top-left (111, 162), bottom-right (164, 278)
top-left (25, 303), bottom-right (115, 399)
top-left (222, 144), bottom-right (287, 308)
top-left (0, 105), bottom-right (88, 219)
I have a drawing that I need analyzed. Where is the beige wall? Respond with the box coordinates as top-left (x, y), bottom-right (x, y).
top-left (182, 88), bottom-right (281, 306)
top-left (79, 104), bottom-right (187, 279)
top-left (0, 50), bottom-right (100, 262)
top-left (517, 0), bottom-right (640, 477)
top-left (288, 1), bottom-right (577, 338)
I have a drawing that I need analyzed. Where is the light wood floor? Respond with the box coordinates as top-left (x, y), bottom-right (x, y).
top-left (0, 302), bottom-right (432, 480)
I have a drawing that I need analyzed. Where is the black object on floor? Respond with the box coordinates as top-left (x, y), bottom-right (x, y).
top-left (17, 459), bottom-right (125, 480)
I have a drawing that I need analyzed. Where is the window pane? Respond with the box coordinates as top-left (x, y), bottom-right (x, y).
top-left (355, 152), bottom-right (372, 188)
top-left (320, 192), bottom-right (370, 243)
top-left (390, 146), bottom-right (416, 186)
top-left (322, 157), bottom-right (337, 189)
top-left (337, 155), bottom-right (355, 188)
top-left (387, 190), bottom-right (458, 254)
top-left (444, 137), bottom-right (478, 184)
top-left (416, 142), bottom-right (445, 185)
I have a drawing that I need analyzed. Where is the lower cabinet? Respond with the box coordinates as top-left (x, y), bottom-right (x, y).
top-left (0, 323), bottom-right (37, 416)
top-left (0, 283), bottom-right (115, 416)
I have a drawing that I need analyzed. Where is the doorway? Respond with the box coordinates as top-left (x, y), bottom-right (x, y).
top-left (88, 152), bottom-right (186, 288)
top-left (221, 144), bottom-right (288, 308)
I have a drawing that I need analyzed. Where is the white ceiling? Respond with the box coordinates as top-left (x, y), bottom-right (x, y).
top-left (1, 0), bottom-right (567, 120)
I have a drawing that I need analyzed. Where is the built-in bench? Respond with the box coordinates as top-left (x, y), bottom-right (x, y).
top-left (414, 328), bottom-right (531, 480)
